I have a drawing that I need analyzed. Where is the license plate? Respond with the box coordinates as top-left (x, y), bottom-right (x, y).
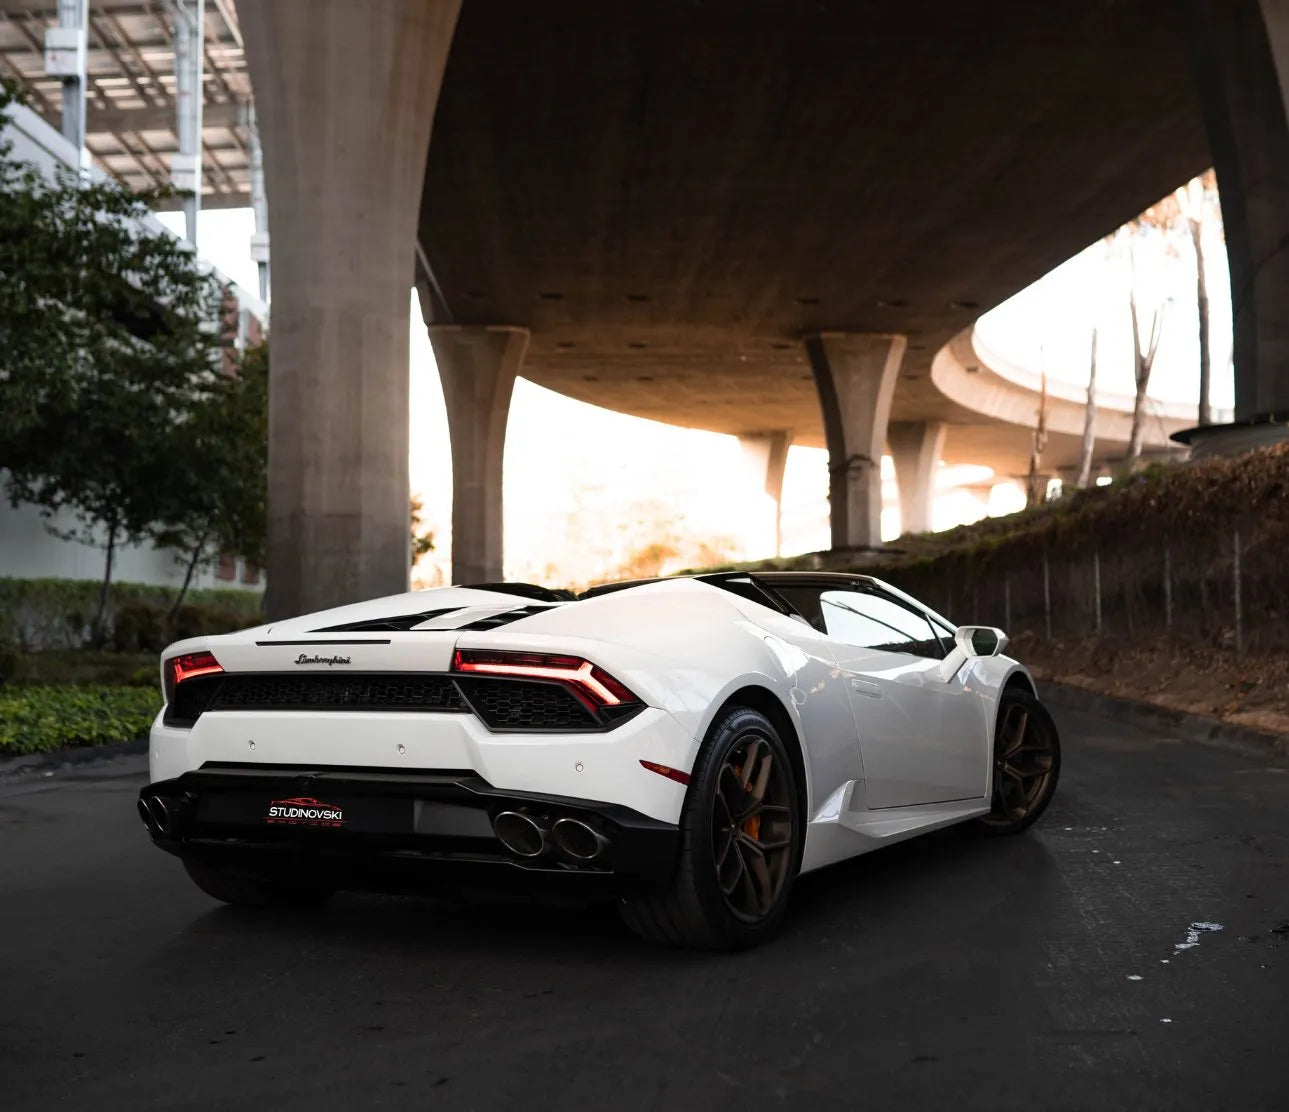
top-left (197, 793), bottom-right (411, 834)
top-left (263, 795), bottom-right (347, 828)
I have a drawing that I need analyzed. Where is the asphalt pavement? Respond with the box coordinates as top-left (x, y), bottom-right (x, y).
top-left (2, 706), bottom-right (1286, 1111)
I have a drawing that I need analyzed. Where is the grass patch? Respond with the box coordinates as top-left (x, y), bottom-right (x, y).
top-left (0, 685), bottom-right (161, 756)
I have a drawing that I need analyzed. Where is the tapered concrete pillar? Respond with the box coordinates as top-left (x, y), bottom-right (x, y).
top-left (1185, 0), bottom-right (1289, 437)
top-left (888, 421), bottom-right (946, 536)
top-left (430, 326), bottom-right (529, 584)
top-left (240, 0), bottom-right (461, 618)
top-left (804, 333), bottom-right (906, 550)
top-left (737, 431), bottom-right (792, 556)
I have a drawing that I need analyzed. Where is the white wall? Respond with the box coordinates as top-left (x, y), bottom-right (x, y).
top-left (0, 492), bottom-right (259, 593)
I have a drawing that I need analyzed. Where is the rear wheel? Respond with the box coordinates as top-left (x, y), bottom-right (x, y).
top-left (182, 855), bottom-right (333, 910)
top-left (975, 689), bottom-right (1061, 835)
top-left (619, 706), bottom-right (802, 950)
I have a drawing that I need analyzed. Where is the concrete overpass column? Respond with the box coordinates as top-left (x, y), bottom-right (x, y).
top-left (429, 326), bottom-right (529, 584)
top-left (804, 333), bottom-right (906, 550)
top-left (737, 431), bottom-right (792, 557)
top-left (1185, 0), bottom-right (1289, 449)
top-left (888, 421), bottom-right (946, 536)
top-left (239, 0), bottom-right (461, 618)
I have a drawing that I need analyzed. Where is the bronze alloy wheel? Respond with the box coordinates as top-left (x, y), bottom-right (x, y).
top-left (711, 733), bottom-right (794, 921)
top-left (979, 695), bottom-right (1059, 831)
top-left (618, 706), bottom-right (802, 949)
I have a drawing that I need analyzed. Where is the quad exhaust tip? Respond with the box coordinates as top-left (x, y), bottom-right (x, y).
top-left (141, 795), bottom-right (173, 837)
top-left (493, 811), bottom-right (548, 858)
top-left (551, 817), bottom-right (608, 861)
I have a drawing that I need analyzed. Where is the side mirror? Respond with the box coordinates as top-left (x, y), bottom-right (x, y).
top-left (959, 625), bottom-right (1007, 658)
top-left (938, 625), bottom-right (1009, 681)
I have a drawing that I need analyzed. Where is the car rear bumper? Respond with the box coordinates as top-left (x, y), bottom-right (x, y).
top-left (138, 764), bottom-right (680, 895)
top-left (147, 704), bottom-right (697, 825)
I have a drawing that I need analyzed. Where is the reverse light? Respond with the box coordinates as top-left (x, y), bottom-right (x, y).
top-left (164, 650), bottom-right (223, 702)
top-left (452, 649), bottom-right (640, 711)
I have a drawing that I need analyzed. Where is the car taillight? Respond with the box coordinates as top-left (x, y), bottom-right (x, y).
top-left (451, 649), bottom-right (640, 711)
top-left (164, 650), bottom-right (223, 703)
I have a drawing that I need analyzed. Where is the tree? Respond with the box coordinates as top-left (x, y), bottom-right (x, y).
top-left (1109, 223), bottom-right (1168, 463)
top-left (1075, 326), bottom-right (1098, 489)
top-left (1174, 170), bottom-right (1221, 426)
top-left (152, 340), bottom-right (269, 620)
top-left (1, 80), bottom-right (227, 641)
top-left (1126, 241), bottom-right (1166, 462)
top-left (1025, 361), bottom-right (1049, 508)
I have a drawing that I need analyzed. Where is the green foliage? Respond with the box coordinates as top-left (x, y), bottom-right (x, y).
top-left (4, 649), bottom-right (156, 686)
top-left (110, 600), bottom-right (168, 653)
top-left (0, 636), bottom-right (18, 684)
top-left (0, 81), bottom-right (247, 641)
top-left (0, 684), bottom-right (161, 756)
top-left (0, 577), bottom-right (261, 650)
top-left (169, 601), bottom-right (258, 644)
top-left (152, 340), bottom-right (269, 602)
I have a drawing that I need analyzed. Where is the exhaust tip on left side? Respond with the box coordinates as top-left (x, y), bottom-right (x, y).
top-left (144, 795), bottom-right (172, 837)
top-left (493, 811), bottom-right (548, 858)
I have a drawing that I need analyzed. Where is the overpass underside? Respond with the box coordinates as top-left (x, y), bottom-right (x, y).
top-left (240, 0), bottom-right (1289, 617)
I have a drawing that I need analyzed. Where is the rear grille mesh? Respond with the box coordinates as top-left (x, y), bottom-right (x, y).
top-left (209, 674), bottom-right (467, 712)
top-left (165, 672), bottom-right (622, 732)
top-left (455, 678), bottom-right (597, 730)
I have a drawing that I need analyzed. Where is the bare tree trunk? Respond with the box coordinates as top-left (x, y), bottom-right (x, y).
top-left (1127, 241), bottom-right (1163, 462)
top-left (1192, 216), bottom-right (1212, 426)
top-left (91, 521), bottom-right (118, 648)
top-left (1027, 367), bottom-right (1049, 507)
top-left (1176, 173), bottom-right (1216, 427)
top-left (1128, 299), bottom-right (1147, 461)
top-left (169, 531), bottom-right (208, 624)
top-left (1076, 328), bottom-right (1098, 487)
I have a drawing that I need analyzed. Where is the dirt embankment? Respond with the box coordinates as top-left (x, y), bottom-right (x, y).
top-left (1009, 631), bottom-right (1289, 738)
top-left (715, 444), bottom-right (1289, 737)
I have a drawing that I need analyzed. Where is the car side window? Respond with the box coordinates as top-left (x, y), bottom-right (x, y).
top-left (818, 590), bottom-right (946, 659)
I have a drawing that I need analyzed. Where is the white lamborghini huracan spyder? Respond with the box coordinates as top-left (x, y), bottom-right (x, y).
top-left (139, 572), bottom-right (1060, 949)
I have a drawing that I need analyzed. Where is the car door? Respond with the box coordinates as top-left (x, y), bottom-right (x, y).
top-left (817, 586), bottom-right (989, 809)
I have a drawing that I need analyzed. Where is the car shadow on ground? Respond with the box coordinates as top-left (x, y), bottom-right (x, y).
top-left (157, 820), bottom-right (1063, 981)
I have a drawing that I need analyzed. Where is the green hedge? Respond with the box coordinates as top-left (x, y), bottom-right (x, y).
top-left (2, 649), bottom-right (157, 687)
top-left (0, 684), bottom-right (162, 756)
top-left (0, 577), bottom-right (263, 651)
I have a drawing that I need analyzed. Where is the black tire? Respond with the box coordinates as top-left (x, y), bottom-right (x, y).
top-left (182, 855), bottom-right (333, 910)
top-left (975, 688), bottom-right (1061, 835)
top-left (619, 706), bottom-right (803, 950)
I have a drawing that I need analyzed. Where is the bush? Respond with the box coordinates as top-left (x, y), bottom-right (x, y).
top-left (0, 684), bottom-right (161, 756)
top-left (0, 637), bottom-right (18, 685)
top-left (0, 578), bottom-right (263, 650)
top-left (111, 600), bottom-right (168, 654)
top-left (4, 649), bottom-right (157, 687)
top-left (170, 602), bottom-right (255, 642)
